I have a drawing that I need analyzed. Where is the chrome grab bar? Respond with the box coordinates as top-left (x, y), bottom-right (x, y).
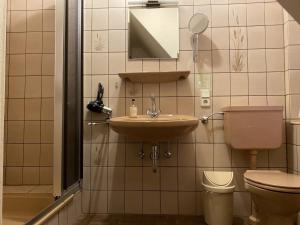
top-left (201, 112), bottom-right (224, 124)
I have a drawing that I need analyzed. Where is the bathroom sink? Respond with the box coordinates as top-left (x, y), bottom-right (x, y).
top-left (110, 114), bottom-right (199, 142)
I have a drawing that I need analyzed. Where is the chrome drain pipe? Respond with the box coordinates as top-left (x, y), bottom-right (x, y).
top-left (151, 145), bottom-right (160, 173)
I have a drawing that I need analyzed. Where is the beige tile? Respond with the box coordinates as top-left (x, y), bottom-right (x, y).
top-left (91, 166), bottom-right (108, 190)
top-left (27, 10), bottom-right (43, 31)
top-left (7, 121), bottom-right (24, 143)
top-left (42, 54), bottom-right (55, 75)
top-left (92, 8), bottom-right (108, 30)
top-left (247, 26), bottom-right (265, 49)
top-left (108, 143), bottom-right (125, 166)
top-left (41, 98), bottom-right (54, 120)
top-left (40, 144), bottom-right (53, 166)
top-left (178, 192), bottom-right (196, 215)
top-left (108, 191), bottom-right (124, 213)
top-left (27, 0), bottom-right (42, 9)
top-left (109, 8), bottom-right (125, 29)
top-left (23, 167), bottom-right (39, 184)
top-left (125, 167), bottom-right (142, 190)
top-left (9, 54), bottom-right (25, 75)
top-left (143, 191), bottom-right (160, 214)
top-left (108, 167), bottom-right (124, 190)
top-left (43, 32), bottom-right (55, 53)
top-left (247, 3), bottom-right (265, 26)
top-left (6, 167), bottom-right (23, 185)
top-left (248, 49), bottom-right (266, 72)
top-left (43, 10), bottom-right (55, 31)
top-left (38, 0), bottom-right (54, 9)
top-left (178, 168), bottom-right (196, 191)
top-left (267, 72), bottom-right (285, 95)
top-left (211, 5), bottom-right (229, 27)
top-left (126, 144), bottom-right (142, 166)
top-left (177, 97), bottom-right (194, 115)
top-left (178, 144), bottom-right (196, 166)
top-left (125, 191), bottom-right (142, 214)
top-left (9, 33), bottom-right (26, 54)
top-left (11, 0), bottom-right (26, 10)
top-left (92, 30), bottom-right (108, 52)
top-left (196, 144), bottom-right (214, 167)
top-left (26, 32), bottom-right (43, 53)
top-left (212, 27), bottom-right (230, 49)
top-left (9, 77), bottom-right (25, 98)
top-left (25, 98), bottom-right (41, 120)
top-left (213, 73), bottom-right (230, 96)
top-left (24, 121), bottom-right (40, 143)
top-left (6, 144), bottom-right (23, 166)
top-left (7, 99), bottom-right (24, 120)
top-left (214, 144), bottom-right (232, 167)
top-left (39, 166), bottom-right (52, 184)
top-left (266, 49), bottom-right (284, 72)
top-left (161, 192), bottom-right (178, 215)
top-left (249, 73), bottom-right (267, 95)
top-left (160, 82), bottom-right (177, 97)
top-left (92, 53), bottom-right (108, 74)
top-left (42, 76), bottom-right (54, 97)
top-left (161, 167), bottom-right (178, 191)
top-left (143, 83), bottom-right (159, 97)
top-left (41, 121), bottom-right (54, 143)
top-left (159, 97), bottom-right (177, 114)
top-left (212, 50), bottom-right (230, 72)
top-left (266, 25), bottom-right (284, 48)
top-left (25, 76), bottom-right (42, 98)
top-left (90, 191), bottom-right (108, 213)
top-left (10, 11), bottom-right (27, 32)
top-left (265, 2), bottom-right (283, 25)
top-left (24, 144), bottom-right (40, 166)
top-left (177, 74), bottom-right (195, 96)
top-left (26, 54), bottom-right (42, 75)
top-left (231, 74), bottom-right (249, 95)
top-left (143, 167), bottom-right (160, 190)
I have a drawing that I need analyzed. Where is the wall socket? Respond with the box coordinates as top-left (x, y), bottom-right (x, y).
top-left (201, 98), bottom-right (210, 107)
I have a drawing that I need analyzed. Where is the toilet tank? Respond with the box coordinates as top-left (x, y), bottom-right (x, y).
top-left (223, 106), bottom-right (283, 150)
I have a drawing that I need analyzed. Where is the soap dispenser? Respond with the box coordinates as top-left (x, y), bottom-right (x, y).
top-left (129, 99), bottom-right (138, 118)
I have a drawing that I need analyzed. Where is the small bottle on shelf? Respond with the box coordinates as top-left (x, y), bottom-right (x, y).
top-left (129, 99), bottom-right (138, 118)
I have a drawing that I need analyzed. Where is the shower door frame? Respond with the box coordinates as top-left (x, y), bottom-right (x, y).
top-left (54, 0), bottom-right (83, 197)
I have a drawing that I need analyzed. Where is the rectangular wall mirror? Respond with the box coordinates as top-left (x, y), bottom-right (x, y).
top-left (128, 7), bottom-right (179, 59)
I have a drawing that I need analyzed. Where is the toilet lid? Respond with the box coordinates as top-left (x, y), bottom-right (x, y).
top-left (244, 170), bottom-right (300, 190)
top-left (204, 171), bottom-right (234, 186)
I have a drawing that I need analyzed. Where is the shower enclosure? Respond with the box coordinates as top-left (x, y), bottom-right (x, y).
top-left (2, 0), bottom-right (83, 223)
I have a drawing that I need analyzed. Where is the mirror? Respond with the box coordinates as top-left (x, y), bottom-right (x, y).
top-left (188, 13), bottom-right (209, 62)
top-left (128, 7), bottom-right (179, 59)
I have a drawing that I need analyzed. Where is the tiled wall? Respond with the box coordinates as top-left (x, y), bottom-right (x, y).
top-left (82, 0), bottom-right (287, 218)
top-left (284, 11), bottom-right (300, 173)
top-left (4, 0), bottom-right (55, 185)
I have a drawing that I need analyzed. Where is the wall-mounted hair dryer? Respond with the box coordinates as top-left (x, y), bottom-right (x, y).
top-left (87, 83), bottom-right (112, 117)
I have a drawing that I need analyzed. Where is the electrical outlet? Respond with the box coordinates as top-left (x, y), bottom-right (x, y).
top-left (201, 98), bottom-right (210, 107)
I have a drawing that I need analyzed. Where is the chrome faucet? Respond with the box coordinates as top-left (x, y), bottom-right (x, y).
top-left (147, 95), bottom-right (160, 118)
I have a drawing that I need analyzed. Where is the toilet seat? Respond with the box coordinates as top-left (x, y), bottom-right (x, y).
top-left (202, 171), bottom-right (235, 193)
top-left (244, 170), bottom-right (300, 193)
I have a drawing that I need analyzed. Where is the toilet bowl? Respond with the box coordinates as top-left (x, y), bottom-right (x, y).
top-left (244, 170), bottom-right (300, 225)
top-left (202, 171), bottom-right (235, 225)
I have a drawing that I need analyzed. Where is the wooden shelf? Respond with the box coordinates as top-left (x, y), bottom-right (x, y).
top-left (119, 71), bottom-right (190, 83)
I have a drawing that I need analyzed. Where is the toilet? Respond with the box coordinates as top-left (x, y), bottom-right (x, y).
top-left (222, 106), bottom-right (300, 225)
top-left (202, 171), bottom-right (235, 225)
top-left (244, 170), bottom-right (300, 225)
